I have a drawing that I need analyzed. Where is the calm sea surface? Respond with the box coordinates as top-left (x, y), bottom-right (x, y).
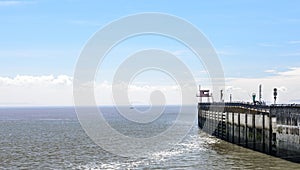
top-left (0, 106), bottom-right (299, 169)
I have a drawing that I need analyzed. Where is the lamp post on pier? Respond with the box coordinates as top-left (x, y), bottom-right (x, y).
top-left (273, 88), bottom-right (277, 105)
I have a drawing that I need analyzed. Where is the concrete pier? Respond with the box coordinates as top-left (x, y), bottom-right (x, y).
top-left (198, 102), bottom-right (300, 163)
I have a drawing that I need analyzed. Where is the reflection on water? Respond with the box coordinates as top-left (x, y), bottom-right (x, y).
top-left (0, 107), bottom-right (299, 169)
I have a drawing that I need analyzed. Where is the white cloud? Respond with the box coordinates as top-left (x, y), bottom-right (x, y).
top-left (0, 75), bottom-right (72, 86)
top-left (0, 75), bottom-right (185, 106)
top-left (277, 67), bottom-right (300, 76)
top-left (0, 75), bottom-right (73, 106)
top-left (226, 67), bottom-right (300, 104)
top-left (1, 68), bottom-right (300, 106)
top-left (94, 82), bottom-right (183, 106)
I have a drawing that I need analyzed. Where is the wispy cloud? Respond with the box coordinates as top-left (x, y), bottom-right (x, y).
top-left (285, 18), bottom-right (300, 23)
top-left (0, 1), bottom-right (22, 6)
top-left (68, 20), bottom-right (102, 27)
top-left (287, 40), bottom-right (300, 44)
top-left (279, 52), bottom-right (300, 57)
top-left (172, 50), bottom-right (188, 56)
top-left (258, 40), bottom-right (300, 47)
top-left (0, 0), bottom-right (34, 6)
top-left (0, 49), bottom-right (77, 58)
top-left (257, 42), bottom-right (280, 47)
top-left (216, 50), bottom-right (236, 56)
top-left (264, 69), bottom-right (276, 73)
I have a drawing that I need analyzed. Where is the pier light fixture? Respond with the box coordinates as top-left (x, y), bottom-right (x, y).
top-left (252, 93), bottom-right (256, 104)
top-left (273, 88), bottom-right (277, 104)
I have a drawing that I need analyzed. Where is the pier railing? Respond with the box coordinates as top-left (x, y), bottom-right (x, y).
top-left (199, 102), bottom-right (270, 109)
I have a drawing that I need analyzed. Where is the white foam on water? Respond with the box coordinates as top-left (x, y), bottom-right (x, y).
top-left (75, 160), bottom-right (149, 170)
top-left (75, 132), bottom-right (219, 169)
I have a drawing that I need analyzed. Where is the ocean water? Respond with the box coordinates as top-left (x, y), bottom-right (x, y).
top-left (0, 106), bottom-right (299, 169)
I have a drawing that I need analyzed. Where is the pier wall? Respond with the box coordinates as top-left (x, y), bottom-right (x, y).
top-left (271, 106), bottom-right (300, 159)
top-left (198, 103), bottom-right (300, 162)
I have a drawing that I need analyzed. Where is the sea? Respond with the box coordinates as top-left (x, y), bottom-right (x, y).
top-left (0, 106), bottom-right (299, 169)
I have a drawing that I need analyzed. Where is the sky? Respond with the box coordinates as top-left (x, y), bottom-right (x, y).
top-left (1, 0), bottom-right (300, 106)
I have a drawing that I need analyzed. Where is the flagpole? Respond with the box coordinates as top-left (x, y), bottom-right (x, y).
top-left (199, 85), bottom-right (202, 103)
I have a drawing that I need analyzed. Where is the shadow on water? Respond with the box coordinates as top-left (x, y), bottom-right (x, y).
top-left (207, 131), bottom-right (300, 169)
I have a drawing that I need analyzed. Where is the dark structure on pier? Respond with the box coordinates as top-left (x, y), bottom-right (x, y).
top-left (198, 102), bottom-right (300, 163)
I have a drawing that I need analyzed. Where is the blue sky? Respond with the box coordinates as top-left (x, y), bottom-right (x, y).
top-left (1, 0), bottom-right (300, 105)
top-left (1, 0), bottom-right (300, 77)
